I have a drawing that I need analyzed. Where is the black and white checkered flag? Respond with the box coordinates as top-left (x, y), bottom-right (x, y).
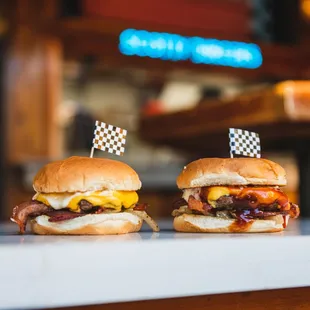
top-left (229, 128), bottom-right (261, 158)
top-left (90, 121), bottom-right (127, 157)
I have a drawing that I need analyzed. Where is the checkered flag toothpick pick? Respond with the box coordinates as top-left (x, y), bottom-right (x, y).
top-left (90, 121), bottom-right (127, 157)
top-left (229, 128), bottom-right (261, 158)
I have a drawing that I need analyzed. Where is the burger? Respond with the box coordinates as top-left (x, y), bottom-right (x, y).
top-left (172, 158), bottom-right (300, 233)
top-left (11, 156), bottom-right (159, 235)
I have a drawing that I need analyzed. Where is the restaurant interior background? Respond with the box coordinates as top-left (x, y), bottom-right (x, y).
top-left (1, 0), bottom-right (310, 222)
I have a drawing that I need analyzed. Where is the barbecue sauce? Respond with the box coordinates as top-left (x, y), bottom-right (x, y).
top-left (228, 187), bottom-right (290, 210)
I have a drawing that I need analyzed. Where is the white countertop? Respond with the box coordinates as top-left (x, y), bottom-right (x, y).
top-left (1, 220), bottom-right (310, 310)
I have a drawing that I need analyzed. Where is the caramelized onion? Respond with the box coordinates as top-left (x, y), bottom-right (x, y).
top-left (126, 210), bottom-right (160, 232)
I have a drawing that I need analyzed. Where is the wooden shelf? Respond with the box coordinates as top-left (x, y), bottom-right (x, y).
top-left (50, 17), bottom-right (249, 40)
top-left (139, 82), bottom-right (310, 156)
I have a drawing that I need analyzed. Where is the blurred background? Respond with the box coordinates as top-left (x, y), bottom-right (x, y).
top-left (1, 0), bottom-right (310, 222)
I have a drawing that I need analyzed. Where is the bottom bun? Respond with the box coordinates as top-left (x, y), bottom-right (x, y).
top-left (173, 214), bottom-right (287, 233)
top-left (31, 212), bottom-right (143, 235)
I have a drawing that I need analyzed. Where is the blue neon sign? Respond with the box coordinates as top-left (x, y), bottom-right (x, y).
top-left (119, 29), bottom-right (262, 69)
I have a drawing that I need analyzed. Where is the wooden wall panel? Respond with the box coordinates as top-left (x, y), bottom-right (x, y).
top-left (5, 30), bottom-right (62, 163)
top-left (83, 0), bottom-right (250, 40)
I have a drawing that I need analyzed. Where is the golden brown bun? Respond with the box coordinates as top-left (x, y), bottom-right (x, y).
top-left (30, 213), bottom-right (143, 235)
top-left (177, 158), bottom-right (286, 188)
top-left (33, 156), bottom-right (141, 193)
top-left (173, 214), bottom-right (285, 233)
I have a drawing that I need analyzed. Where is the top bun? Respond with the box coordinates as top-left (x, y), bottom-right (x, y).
top-left (33, 156), bottom-right (141, 193)
top-left (177, 158), bottom-right (286, 189)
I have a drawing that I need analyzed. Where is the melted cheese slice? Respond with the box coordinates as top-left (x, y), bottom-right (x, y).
top-left (207, 187), bottom-right (230, 207)
top-left (33, 190), bottom-right (139, 212)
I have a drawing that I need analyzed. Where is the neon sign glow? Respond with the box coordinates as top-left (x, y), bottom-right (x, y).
top-left (119, 29), bottom-right (263, 69)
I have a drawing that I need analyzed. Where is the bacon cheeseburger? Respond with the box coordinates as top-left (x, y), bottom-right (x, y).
top-left (11, 156), bottom-right (159, 234)
top-left (173, 158), bottom-right (299, 233)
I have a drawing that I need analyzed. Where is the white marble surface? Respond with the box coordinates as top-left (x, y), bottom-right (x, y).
top-left (1, 220), bottom-right (310, 310)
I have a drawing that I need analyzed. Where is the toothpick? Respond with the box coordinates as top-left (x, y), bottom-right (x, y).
top-left (90, 147), bottom-right (94, 158)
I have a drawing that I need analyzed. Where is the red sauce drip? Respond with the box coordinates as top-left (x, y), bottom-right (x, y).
top-left (229, 210), bottom-right (254, 232)
top-left (229, 221), bottom-right (254, 232)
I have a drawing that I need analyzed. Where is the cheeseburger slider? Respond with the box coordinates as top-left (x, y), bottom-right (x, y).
top-left (173, 158), bottom-right (299, 233)
top-left (11, 156), bottom-right (159, 234)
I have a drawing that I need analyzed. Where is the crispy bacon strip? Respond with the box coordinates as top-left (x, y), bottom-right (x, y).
top-left (188, 195), bottom-right (212, 215)
top-left (12, 199), bottom-right (159, 233)
top-left (288, 203), bottom-right (300, 218)
top-left (47, 211), bottom-right (86, 222)
top-left (11, 201), bottom-right (52, 234)
top-left (133, 203), bottom-right (148, 211)
top-left (188, 195), bottom-right (204, 212)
